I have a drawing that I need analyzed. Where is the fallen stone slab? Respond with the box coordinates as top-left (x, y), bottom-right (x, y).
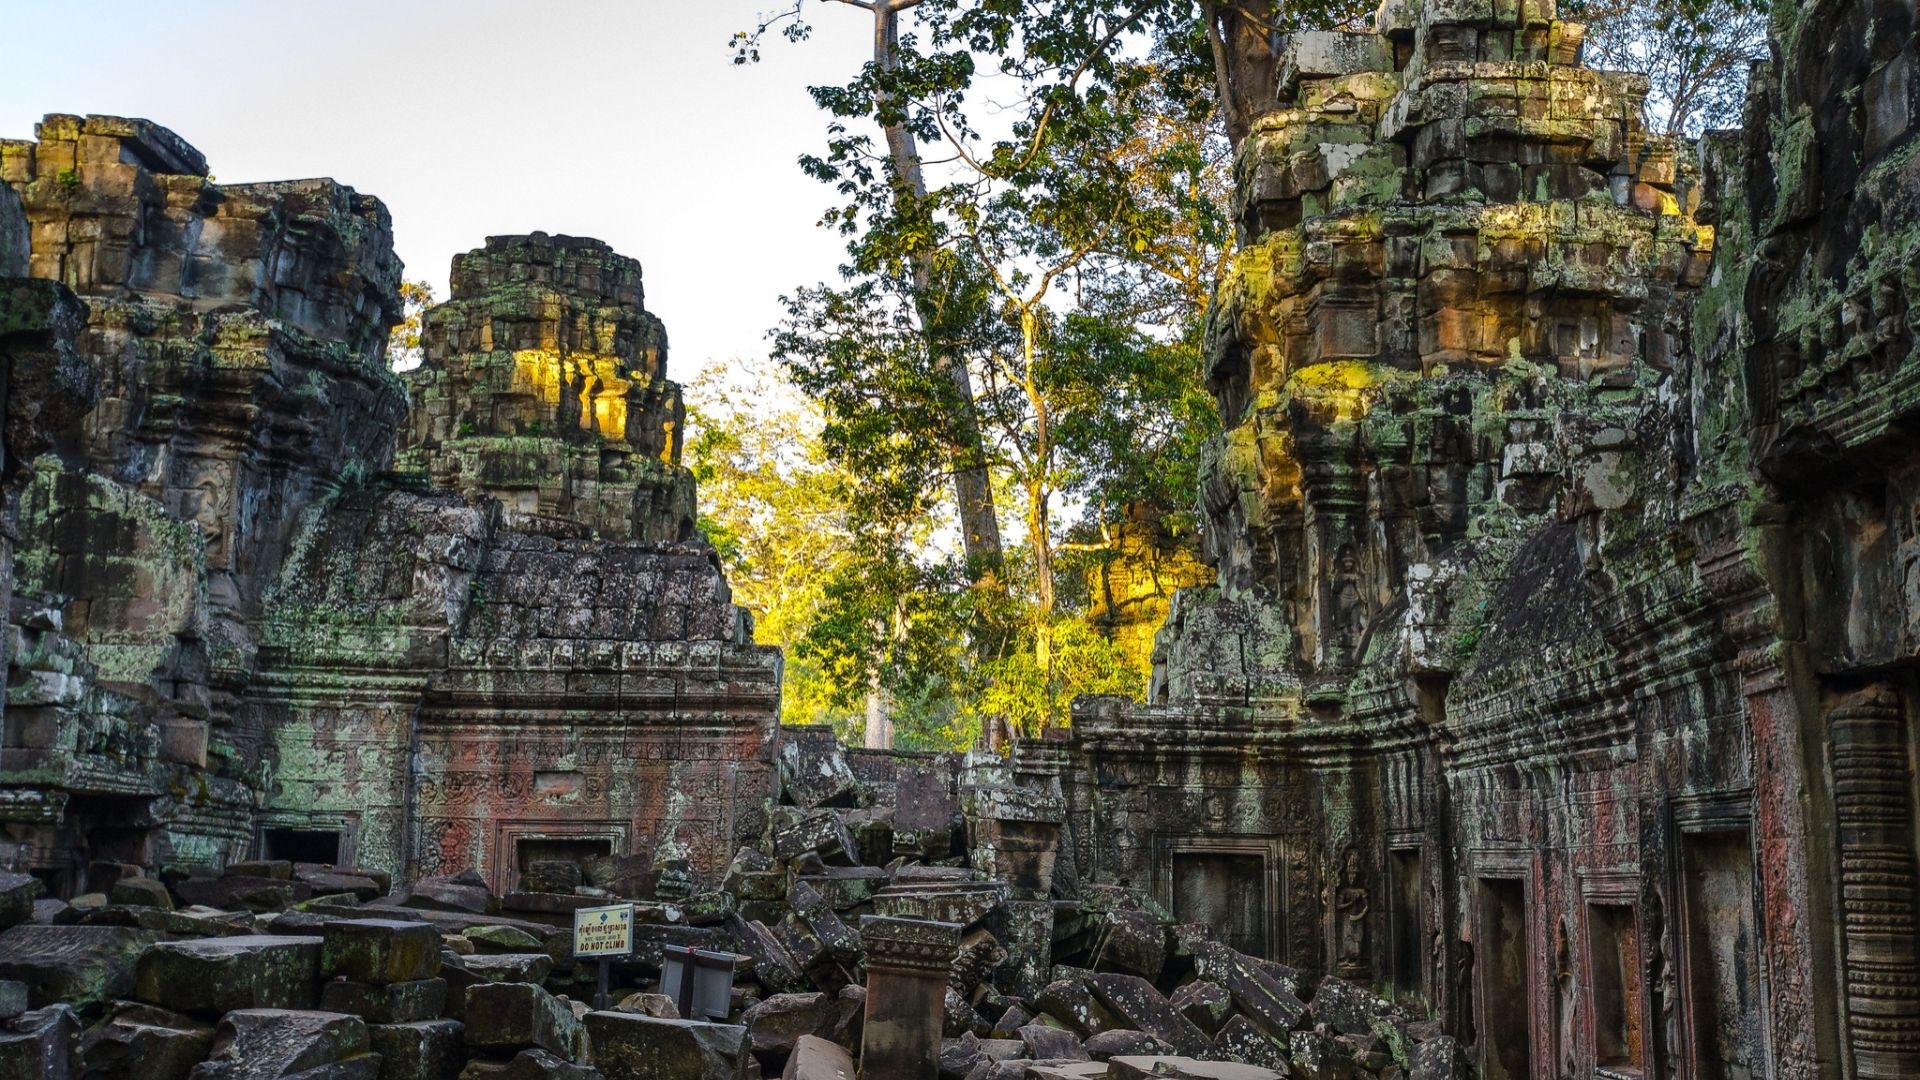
top-left (76, 1002), bottom-right (215, 1080)
top-left (135, 935), bottom-right (323, 1015)
top-left (1022, 1064), bottom-right (1107, 1080)
top-left (1084, 1029), bottom-right (1168, 1060)
top-left (1190, 944), bottom-right (1305, 1040)
top-left (1168, 981), bottom-right (1230, 1036)
top-left (1086, 975), bottom-right (1209, 1057)
top-left (0, 1004), bottom-right (77, 1079)
top-left (186, 1008), bottom-right (375, 1080)
top-left (1107, 1056), bottom-right (1286, 1080)
top-left (108, 877), bottom-right (174, 910)
top-left (227, 861), bottom-right (294, 881)
top-left (457, 1047), bottom-right (600, 1079)
top-left (0, 874), bottom-right (43, 931)
top-left (781, 1033), bottom-right (854, 1080)
top-left (1033, 979), bottom-right (1119, 1039)
top-left (1287, 1030), bottom-right (1357, 1080)
top-left (777, 729), bottom-right (860, 810)
top-left (400, 871), bottom-right (493, 915)
top-left (461, 953), bottom-right (554, 985)
top-left (367, 1018), bottom-right (464, 1080)
top-left (173, 876), bottom-right (304, 912)
top-left (323, 919), bottom-right (443, 984)
top-left (1099, 909), bottom-right (1167, 982)
top-left (1213, 1016), bottom-right (1288, 1072)
top-left (320, 978), bottom-right (448, 1023)
top-left (741, 991), bottom-right (835, 1061)
top-left (1018, 1022), bottom-right (1087, 1061)
top-left (463, 982), bottom-right (583, 1059)
top-left (0, 925), bottom-right (159, 1009)
top-left (771, 810), bottom-right (860, 867)
top-left (1307, 975), bottom-right (1400, 1037)
top-left (582, 1010), bottom-right (750, 1079)
top-left (1409, 1035), bottom-right (1467, 1080)
top-left (464, 925), bottom-right (544, 952)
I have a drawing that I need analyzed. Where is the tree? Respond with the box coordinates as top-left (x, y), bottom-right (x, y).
top-left (1565, 0), bottom-right (1768, 137)
top-left (386, 279), bottom-right (435, 371)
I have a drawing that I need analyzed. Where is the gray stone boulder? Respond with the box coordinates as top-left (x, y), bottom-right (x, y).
top-left (1191, 943), bottom-right (1306, 1040)
top-left (322, 919), bottom-right (442, 984)
top-left (1083, 1029), bottom-right (1168, 1060)
top-left (0, 924), bottom-right (158, 1010)
top-left (780, 1034), bottom-right (854, 1079)
top-left (1409, 1035), bottom-right (1468, 1080)
top-left (0, 875), bottom-right (43, 932)
top-left (76, 1002), bottom-right (214, 1080)
top-left (108, 878), bottom-right (173, 910)
top-left (582, 1011), bottom-right (750, 1079)
top-left (1017, 1023), bottom-right (1087, 1061)
top-left (186, 1009), bottom-right (379, 1079)
top-left (1287, 1030), bottom-right (1358, 1080)
top-left (1168, 980), bottom-right (1231, 1036)
top-left (458, 1049), bottom-right (601, 1079)
top-left (367, 1018), bottom-right (464, 1080)
top-left (134, 935), bottom-right (323, 1016)
top-left (462, 954), bottom-right (555, 985)
top-left (741, 991), bottom-right (835, 1063)
top-left (319, 978), bottom-right (448, 1023)
top-left (1099, 909), bottom-right (1167, 982)
top-left (401, 871), bottom-right (493, 915)
top-left (1086, 974), bottom-right (1210, 1057)
top-left (1307, 975), bottom-right (1400, 1037)
top-left (0, 1004), bottom-right (77, 1079)
top-left (463, 983), bottom-right (583, 1060)
top-left (1033, 978), bottom-right (1118, 1039)
top-left (1214, 1015), bottom-right (1288, 1071)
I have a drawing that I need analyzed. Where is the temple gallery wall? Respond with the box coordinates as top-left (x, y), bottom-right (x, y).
top-left (0, 0), bottom-right (1915, 1077)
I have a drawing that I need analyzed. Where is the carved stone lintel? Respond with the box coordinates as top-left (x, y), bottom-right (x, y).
top-left (860, 915), bottom-right (962, 977)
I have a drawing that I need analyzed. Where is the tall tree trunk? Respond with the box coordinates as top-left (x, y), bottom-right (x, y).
top-left (863, 672), bottom-right (892, 749)
top-left (1018, 308), bottom-right (1058, 734)
top-left (871, 0), bottom-right (1005, 574)
top-left (1204, 0), bottom-right (1285, 149)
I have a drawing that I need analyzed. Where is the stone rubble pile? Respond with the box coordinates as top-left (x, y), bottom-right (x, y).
top-left (0, 736), bottom-right (1466, 1080)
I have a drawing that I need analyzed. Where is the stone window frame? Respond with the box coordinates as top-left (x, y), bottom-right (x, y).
top-left (1151, 833), bottom-right (1287, 965)
top-left (1469, 847), bottom-right (1540, 1080)
top-left (1578, 867), bottom-right (1648, 1080)
top-left (491, 818), bottom-right (628, 895)
top-left (1667, 794), bottom-right (1771, 1080)
top-left (254, 810), bottom-right (357, 866)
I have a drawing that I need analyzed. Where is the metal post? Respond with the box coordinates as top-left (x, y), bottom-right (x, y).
top-left (596, 957), bottom-right (610, 1011)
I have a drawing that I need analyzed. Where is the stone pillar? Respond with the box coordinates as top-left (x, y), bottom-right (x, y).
top-left (1827, 685), bottom-right (1920, 1077)
top-left (859, 916), bottom-right (960, 1078)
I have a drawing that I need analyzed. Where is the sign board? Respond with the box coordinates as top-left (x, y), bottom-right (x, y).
top-left (572, 903), bottom-right (634, 958)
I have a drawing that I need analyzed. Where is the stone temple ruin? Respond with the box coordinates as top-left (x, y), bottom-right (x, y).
top-left (0, 0), bottom-right (1915, 1077)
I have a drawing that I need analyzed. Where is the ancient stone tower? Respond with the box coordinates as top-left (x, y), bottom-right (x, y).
top-left (1065, 1), bottom-right (1920, 1078)
top-left (0, 116), bottom-right (779, 895)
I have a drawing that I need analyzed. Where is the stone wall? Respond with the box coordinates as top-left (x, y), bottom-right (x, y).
top-left (0, 115), bottom-right (778, 896)
top-left (1067, 2), bottom-right (1920, 1080)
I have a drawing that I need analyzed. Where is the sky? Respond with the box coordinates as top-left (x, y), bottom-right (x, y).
top-left (0, 0), bottom-right (870, 386)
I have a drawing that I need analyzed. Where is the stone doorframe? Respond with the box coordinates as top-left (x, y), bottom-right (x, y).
top-left (489, 818), bottom-right (628, 896)
top-left (1578, 866), bottom-right (1649, 1080)
top-left (1152, 833), bottom-right (1287, 964)
top-left (1667, 793), bottom-right (1769, 1080)
top-left (255, 810), bottom-right (359, 867)
top-left (1469, 848), bottom-right (1539, 1080)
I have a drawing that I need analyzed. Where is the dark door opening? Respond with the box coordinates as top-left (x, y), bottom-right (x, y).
top-left (1589, 902), bottom-right (1644, 1071)
top-left (1171, 851), bottom-right (1269, 959)
top-left (515, 836), bottom-right (614, 890)
top-left (1478, 876), bottom-right (1533, 1080)
top-left (1683, 830), bottom-right (1762, 1080)
top-left (1391, 848), bottom-right (1425, 1004)
top-left (262, 828), bottom-right (342, 865)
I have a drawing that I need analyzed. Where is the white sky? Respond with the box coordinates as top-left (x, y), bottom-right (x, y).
top-left (0, 0), bottom-right (871, 387)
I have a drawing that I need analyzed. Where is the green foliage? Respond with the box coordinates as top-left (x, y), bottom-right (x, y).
top-left (969, 616), bottom-right (1143, 739)
top-left (56, 167), bottom-right (79, 189)
top-left (1564, 0), bottom-right (1768, 136)
top-left (387, 279), bottom-right (436, 370)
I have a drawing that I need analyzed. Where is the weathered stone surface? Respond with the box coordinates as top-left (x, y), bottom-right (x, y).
top-left (457, 1049), bottom-right (600, 1080)
top-left (134, 936), bottom-right (323, 1016)
top-left (1034, 979), bottom-right (1117, 1039)
top-left (187, 1009), bottom-right (375, 1080)
top-left (366, 1019), bottom-right (464, 1080)
top-left (1085, 975), bottom-right (1208, 1057)
top-left (106, 878), bottom-right (172, 911)
top-left (740, 992), bottom-right (834, 1060)
top-left (460, 954), bottom-right (553, 985)
top-left (0, 1004), bottom-right (77, 1080)
top-left (0, 983), bottom-right (23, 1023)
top-left (1166, 981), bottom-right (1230, 1037)
top-left (324, 920), bottom-right (443, 985)
top-left (462, 983), bottom-right (582, 1059)
top-left (1213, 1016), bottom-right (1287, 1072)
top-left (76, 1003), bottom-right (215, 1080)
top-left (1407, 1035), bottom-right (1465, 1080)
top-left (1083, 1030), bottom-right (1167, 1060)
top-left (1097, 909), bottom-right (1166, 982)
top-left (320, 978), bottom-right (448, 1024)
top-left (0, 876), bottom-right (42, 931)
top-left (1017, 1023), bottom-right (1086, 1061)
top-left (582, 1011), bottom-right (749, 1079)
top-left (0, 925), bottom-right (157, 1010)
top-left (779, 1034), bottom-right (853, 1080)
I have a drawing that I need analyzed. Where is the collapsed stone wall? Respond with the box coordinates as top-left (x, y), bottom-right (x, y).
top-left (1069, 1), bottom-right (1920, 1079)
top-left (0, 115), bottom-right (777, 896)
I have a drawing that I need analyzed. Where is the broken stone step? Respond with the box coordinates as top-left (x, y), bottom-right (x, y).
top-left (189, 1008), bottom-right (378, 1079)
top-left (366, 1018), bottom-right (464, 1080)
top-left (583, 1011), bottom-right (750, 1080)
top-left (463, 982), bottom-right (583, 1058)
top-left (319, 977), bottom-right (448, 1024)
